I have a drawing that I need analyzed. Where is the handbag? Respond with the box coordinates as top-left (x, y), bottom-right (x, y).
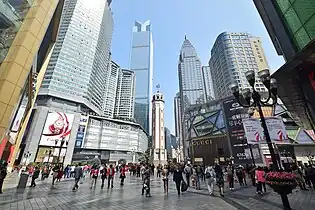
top-left (181, 181), bottom-right (188, 192)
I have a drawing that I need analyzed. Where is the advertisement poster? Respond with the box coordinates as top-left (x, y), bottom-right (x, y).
top-left (242, 118), bottom-right (265, 144)
top-left (39, 112), bottom-right (74, 147)
top-left (265, 117), bottom-right (289, 143)
top-left (75, 115), bottom-right (88, 148)
top-left (223, 98), bottom-right (263, 165)
top-left (11, 105), bottom-right (26, 132)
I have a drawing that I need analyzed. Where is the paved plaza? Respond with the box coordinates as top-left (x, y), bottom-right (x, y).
top-left (0, 173), bottom-right (314, 210)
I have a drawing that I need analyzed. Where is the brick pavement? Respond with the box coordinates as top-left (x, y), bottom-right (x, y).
top-left (0, 173), bottom-right (238, 210)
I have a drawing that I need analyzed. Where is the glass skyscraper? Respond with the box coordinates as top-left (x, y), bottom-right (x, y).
top-left (39, 0), bottom-right (113, 115)
top-left (130, 20), bottom-right (153, 134)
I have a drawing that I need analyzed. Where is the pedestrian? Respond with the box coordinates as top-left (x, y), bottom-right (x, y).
top-left (305, 164), bottom-right (315, 189)
top-left (136, 164), bottom-right (141, 177)
top-left (236, 165), bottom-right (244, 186)
top-left (0, 162), bottom-right (7, 194)
top-left (100, 165), bottom-right (107, 189)
top-left (184, 164), bottom-right (191, 187)
top-left (157, 165), bottom-right (162, 178)
top-left (226, 164), bottom-right (235, 190)
top-left (120, 164), bottom-right (126, 186)
top-left (205, 165), bottom-right (216, 195)
top-left (173, 165), bottom-right (183, 195)
top-left (57, 166), bottom-right (63, 182)
top-left (90, 166), bottom-right (99, 190)
top-left (30, 166), bottom-right (40, 187)
top-left (292, 165), bottom-right (307, 191)
top-left (195, 165), bottom-right (203, 190)
top-left (151, 164), bottom-right (155, 176)
top-left (107, 164), bottom-right (115, 189)
top-left (215, 164), bottom-right (224, 197)
top-left (162, 165), bottom-right (168, 194)
top-left (72, 163), bottom-right (83, 191)
top-left (255, 166), bottom-right (266, 194)
top-left (52, 165), bottom-right (60, 185)
top-left (141, 165), bottom-right (145, 180)
top-left (142, 165), bottom-right (151, 197)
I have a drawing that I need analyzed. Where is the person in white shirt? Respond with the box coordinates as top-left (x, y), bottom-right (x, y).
top-left (205, 166), bottom-right (216, 195)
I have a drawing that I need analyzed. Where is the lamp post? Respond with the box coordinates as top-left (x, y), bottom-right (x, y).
top-left (55, 137), bottom-right (66, 165)
top-left (230, 69), bottom-right (293, 210)
top-left (229, 69), bottom-right (278, 170)
top-left (23, 151), bottom-right (31, 166)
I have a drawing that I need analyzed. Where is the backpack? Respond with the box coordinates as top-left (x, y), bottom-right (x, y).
top-left (227, 167), bottom-right (233, 176)
top-left (205, 169), bottom-right (213, 178)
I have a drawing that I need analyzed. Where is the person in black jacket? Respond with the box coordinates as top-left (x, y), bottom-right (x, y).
top-left (173, 165), bottom-right (183, 195)
top-left (30, 166), bottom-right (40, 187)
top-left (0, 162), bottom-right (7, 193)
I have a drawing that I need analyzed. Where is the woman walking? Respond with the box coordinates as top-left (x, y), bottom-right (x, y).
top-left (215, 164), bottom-right (224, 197)
top-left (162, 165), bottom-right (169, 194)
top-left (205, 165), bottom-right (216, 195)
top-left (255, 166), bottom-right (266, 194)
top-left (173, 165), bottom-right (183, 195)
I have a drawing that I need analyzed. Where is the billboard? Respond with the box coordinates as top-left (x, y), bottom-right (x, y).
top-left (11, 104), bottom-right (26, 132)
top-left (39, 112), bottom-right (74, 147)
top-left (75, 115), bottom-right (88, 148)
top-left (222, 98), bottom-right (263, 165)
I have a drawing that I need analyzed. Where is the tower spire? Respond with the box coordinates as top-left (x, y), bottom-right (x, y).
top-left (185, 34), bottom-right (187, 40)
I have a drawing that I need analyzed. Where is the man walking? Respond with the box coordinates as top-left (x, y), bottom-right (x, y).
top-left (30, 166), bottom-right (40, 187)
top-left (107, 164), bottom-right (115, 189)
top-left (72, 164), bottom-right (83, 191)
top-left (100, 165), bottom-right (107, 189)
top-left (0, 162), bottom-right (8, 194)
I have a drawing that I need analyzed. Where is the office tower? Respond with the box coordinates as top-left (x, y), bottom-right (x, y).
top-left (0, 0), bottom-right (64, 164)
top-left (174, 93), bottom-right (182, 151)
top-left (209, 32), bottom-right (269, 99)
top-left (178, 36), bottom-right (205, 156)
top-left (130, 20), bottom-right (153, 134)
top-left (254, 0), bottom-right (315, 129)
top-left (38, 0), bottom-right (113, 115)
top-left (164, 127), bottom-right (171, 150)
top-left (151, 91), bottom-right (167, 165)
top-left (103, 60), bottom-right (119, 118)
top-left (178, 36), bottom-right (205, 109)
top-left (114, 69), bottom-right (136, 120)
top-left (201, 66), bottom-right (215, 101)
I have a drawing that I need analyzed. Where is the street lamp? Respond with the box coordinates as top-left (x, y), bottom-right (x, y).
top-left (230, 69), bottom-right (278, 170)
top-left (23, 151), bottom-right (31, 166)
top-left (55, 137), bottom-right (66, 165)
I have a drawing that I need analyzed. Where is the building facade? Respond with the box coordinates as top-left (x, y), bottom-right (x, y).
top-left (178, 36), bottom-right (205, 157)
top-left (38, 0), bottom-right (113, 115)
top-left (0, 0), bottom-right (65, 167)
top-left (253, 0), bottom-right (315, 130)
top-left (130, 20), bottom-right (153, 134)
top-left (114, 69), bottom-right (135, 120)
top-left (102, 60), bottom-right (119, 118)
top-left (151, 91), bottom-right (167, 165)
top-left (209, 32), bottom-right (269, 99)
top-left (174, 92), bottom-right (183, 158)
top-left (201, 66), bottom-right (215, 101)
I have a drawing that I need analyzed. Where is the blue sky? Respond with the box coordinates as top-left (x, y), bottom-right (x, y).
top-left (110, 0), bottom-right (284, 134)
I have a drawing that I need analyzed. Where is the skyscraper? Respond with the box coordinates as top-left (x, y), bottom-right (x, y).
top-left (174, 93), bottom-right (182, 150)
top-left (209, 32), bottom-right (269, 99)
top-left (103, 59), bottom-right (120, 118)
top-left (253, 0), bottom-right (315, 129)
top-left (114, 69), bottom-right (136, 120)
top-left (38, 0), bottom-right (113, 115)
top-left (178, 36), bottom-right (205, 109)
top-left (178, 36), bottom-right (205, 156)
top-left (201, 66), bottom-right (215, 101)
top-left (130, 20), bottom-right (153, 134)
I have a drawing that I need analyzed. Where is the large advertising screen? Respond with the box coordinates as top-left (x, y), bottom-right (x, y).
top-left (222, 98), bottom-right (263, 165)
top-left (39, 112), bottom-right (74, 147)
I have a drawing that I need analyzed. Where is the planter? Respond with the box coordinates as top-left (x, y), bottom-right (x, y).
top-left (267, 183), bottom-right (297, 194)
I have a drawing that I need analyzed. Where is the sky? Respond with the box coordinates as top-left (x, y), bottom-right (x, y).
top-left (110, 0), bottom-right (285, 135)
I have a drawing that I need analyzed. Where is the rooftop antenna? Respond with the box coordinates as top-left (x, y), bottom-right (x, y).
top-left (156, 84), bottom-right (160, 93)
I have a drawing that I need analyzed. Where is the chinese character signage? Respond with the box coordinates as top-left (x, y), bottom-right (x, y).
top-left (222, 98), bottom-right (263, 165)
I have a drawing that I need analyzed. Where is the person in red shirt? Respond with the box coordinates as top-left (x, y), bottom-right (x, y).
top-left (120, 164), bottom-right (126, 186)
top-left (107, 164), bottom-right (115, 189)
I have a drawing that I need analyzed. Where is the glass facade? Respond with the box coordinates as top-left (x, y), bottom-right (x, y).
top-left (130, 21), bottom-right (153, 134)
top-left (39, 0), bottom-right (113, 115)
top-left (275, 0), bottom-right (315, 50)
top-left (178, 38), bottom-right (205, 109)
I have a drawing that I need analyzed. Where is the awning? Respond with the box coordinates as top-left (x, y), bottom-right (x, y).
top-left (272, 40), bottom-right (315, 129)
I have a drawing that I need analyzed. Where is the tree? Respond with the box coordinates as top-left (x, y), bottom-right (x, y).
top-left (138, 149), bottom-right (151, 164)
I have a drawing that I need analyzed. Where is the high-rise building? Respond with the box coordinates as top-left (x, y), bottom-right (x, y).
top-left (0, 0), bottom-right (64, 166)
top-left (253, 0), bottom-right (315, 129)
top-left (114, 69), bottom-right (135, 120)
top-left (201, 66), bottom-right (215, 101)
top-left (130, 20), bottom-right (153, 134)
top-left (103, 59), bottom-right (119, 118)
top-left (38, 0), bottom-right (113, 115)
top-left (174, 93), bottom-right (182, 149)
top-left (151, 91), bottom-right (167, 165)
top-left (209, 32), bottom-right (269, 99)
top-left (178, 36), bottom-right (205, 157)
top-left (178, 36), bottom-right (205, 109)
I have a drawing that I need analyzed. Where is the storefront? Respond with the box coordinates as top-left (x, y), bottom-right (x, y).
top-left (294, 145), bottom-right (315, 165)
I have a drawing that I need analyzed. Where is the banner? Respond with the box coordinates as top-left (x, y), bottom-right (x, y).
top-left (222, 98), bottom-right (263, 165)
top-left (39, 112), bottom-right (74, 147)
top-left (242, 118), bottom-right (265, 144)
top-left (265, 117), bottom-right (290, 143)
top-left (11, 104), bottom-right (26, 132)
top-left (75, 115), bottom-right (88, 148)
